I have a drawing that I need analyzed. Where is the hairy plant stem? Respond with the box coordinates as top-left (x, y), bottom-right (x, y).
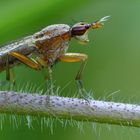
top-left (0, 90), bottom-right (139, 127)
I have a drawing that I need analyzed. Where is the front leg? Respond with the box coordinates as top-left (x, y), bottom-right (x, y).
top-left (59, 53), bottom-right (90, 100)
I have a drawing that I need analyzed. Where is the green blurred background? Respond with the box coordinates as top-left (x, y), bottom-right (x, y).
top-left (1, 0), bottom-right (140, 139)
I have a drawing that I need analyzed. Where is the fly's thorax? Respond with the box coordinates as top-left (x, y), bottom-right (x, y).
top-left (33, 24), bottom-right (70, 54)
top-left (33, 24), bottom-right (71, 41)
top-left (32, 24), bottom-right (71, 65)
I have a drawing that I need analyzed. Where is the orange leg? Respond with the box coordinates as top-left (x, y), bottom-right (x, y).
top-left (6, 51), bottom-right (41, 87)
top-left (9, 52), bottom-right (54, 94)
top-left (59, 53), bottom-right (90, 100)
top-left (9, 51), bottom-right (41, 70)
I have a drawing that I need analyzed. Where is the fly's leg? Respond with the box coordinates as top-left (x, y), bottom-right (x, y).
top-left (36, 57), bottom-right (54, 95)
top-left (47, 66), bottom-right (54, 95)
top-left (75, 61), bottom-right (88, 99)
top-left (9, 52), bottom-right (54, 94)
top-left (9, 68), bottom-right (17, 89)
top-left (1, 54), bottom-right (15, 89)
top-left (4, 54), bottom-right (11, 89)
top-left (59, 53), bottom-right (90, 100)
top-left (9, 51), bottom-right (41, 70)
top-left (6, 54), bottom-right (10, 81)
top-left (8, 51), bottom-right (41, 88)
top-left (11, 68), bottom-right (16, 85)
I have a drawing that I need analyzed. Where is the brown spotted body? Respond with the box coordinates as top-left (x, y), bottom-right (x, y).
top-left (0, 24), bottom-right (71, 71)
top-left (34, 24), bottom-right (71, 65)
top-left (0, 16), bottom-right (109, 84)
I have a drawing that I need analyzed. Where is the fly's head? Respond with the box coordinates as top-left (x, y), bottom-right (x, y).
top-left (71, 16), bottom-right (110, 44)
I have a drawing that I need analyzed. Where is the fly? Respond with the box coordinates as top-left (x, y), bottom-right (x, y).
top-left (0, 16), bottom-right (110, 97)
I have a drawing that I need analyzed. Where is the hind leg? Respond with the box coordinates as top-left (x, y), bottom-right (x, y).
top-left (7, 52), bottom-right (41, 88)
top-left (0, 54), bottom-right (12, 89)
